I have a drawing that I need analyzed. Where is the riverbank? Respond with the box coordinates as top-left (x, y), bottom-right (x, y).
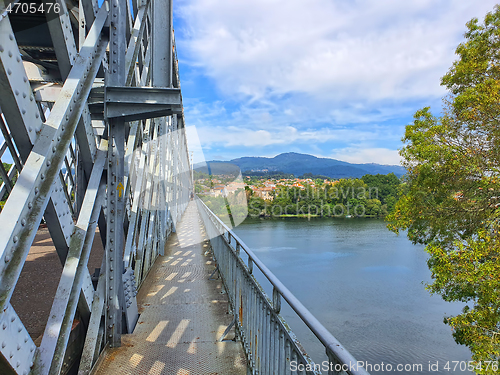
top-left (251, 213), bottom-right (384, 219)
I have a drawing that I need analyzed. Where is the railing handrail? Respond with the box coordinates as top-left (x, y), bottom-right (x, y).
top-left (197, 197), bottom-right (369, 375)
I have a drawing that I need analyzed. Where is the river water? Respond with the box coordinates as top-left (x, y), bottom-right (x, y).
top-left (232, 217), bottom-right (473, 374)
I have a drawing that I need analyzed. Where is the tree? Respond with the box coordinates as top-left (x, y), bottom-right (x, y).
top-left (388, 6), bottom-right (500, 369)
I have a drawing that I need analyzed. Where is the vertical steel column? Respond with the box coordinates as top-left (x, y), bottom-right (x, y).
top-left (151, 0), bottom-right (172, 87)
top-left (106, 0), bottom-right (127, 347)
top-left (152, 0), bottom-right (172, 242)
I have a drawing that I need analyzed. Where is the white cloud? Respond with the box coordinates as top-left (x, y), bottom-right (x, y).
top-left (178, 0), bottom-right (497, 102)
top-left (330, 147), bottom-right (402, 165)
top-left (178, 0), bottom-right (498, 164)
top-left (185, 125), bottom-right (207, 164)
top-left (194, 123), bottom-right (396, 148)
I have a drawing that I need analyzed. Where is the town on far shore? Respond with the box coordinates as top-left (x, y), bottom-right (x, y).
top-left (194, 168), bottom-right (402, 219)
top-left (194, 170), bottom-right (337, 200)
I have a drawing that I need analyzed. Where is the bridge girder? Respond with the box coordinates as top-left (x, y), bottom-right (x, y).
top-left (0, 0), bottom-right (191, 373)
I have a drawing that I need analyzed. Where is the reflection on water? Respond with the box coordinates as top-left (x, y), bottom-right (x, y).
top-left (233, 217), bottom-right (473, 374)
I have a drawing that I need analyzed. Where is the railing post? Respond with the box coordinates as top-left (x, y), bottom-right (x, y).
top-left (248, 258), bottom-right (253, 274)
top-left (272, 287), bottom-right (281, 314)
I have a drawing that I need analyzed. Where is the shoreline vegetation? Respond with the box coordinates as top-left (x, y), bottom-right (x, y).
top-left (196, 171), bottom-right (402, 220)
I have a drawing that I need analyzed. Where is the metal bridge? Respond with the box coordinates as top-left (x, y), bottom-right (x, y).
top-left (0, 0), bottom-right (368, 374)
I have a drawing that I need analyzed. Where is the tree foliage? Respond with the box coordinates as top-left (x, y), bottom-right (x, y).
top-left (388, 6), bottom-right (500, 369)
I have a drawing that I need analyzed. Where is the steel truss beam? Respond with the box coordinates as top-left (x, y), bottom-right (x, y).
top-left (0, 0), bottom-right (192, 373)
top-left (88, 86), bottom-right (182, 121)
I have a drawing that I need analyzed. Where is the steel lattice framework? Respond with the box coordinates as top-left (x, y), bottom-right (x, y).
top-left (0, 0), bottom-right (191, 373)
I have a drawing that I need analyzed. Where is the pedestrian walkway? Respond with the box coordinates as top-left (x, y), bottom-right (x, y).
top-left (94, 202), bottom-right (247, 375)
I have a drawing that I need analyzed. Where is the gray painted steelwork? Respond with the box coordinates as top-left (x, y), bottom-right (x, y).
top-left (0, 0), bottom-right (191, 373)
top-left (196, 197), bottom-right (370, 375)
top-left (0, 0), bottom-right (367, 373)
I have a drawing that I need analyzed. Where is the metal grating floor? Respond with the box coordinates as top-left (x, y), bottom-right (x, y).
top-left (94, 202), bottom-right (248, 375)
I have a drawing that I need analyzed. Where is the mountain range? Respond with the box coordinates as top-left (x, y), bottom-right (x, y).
top-left (195, 152), bottom-right (405, 179)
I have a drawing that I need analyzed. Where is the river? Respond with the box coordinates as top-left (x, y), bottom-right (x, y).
top-left (232, 217), bottom-right (473, 374)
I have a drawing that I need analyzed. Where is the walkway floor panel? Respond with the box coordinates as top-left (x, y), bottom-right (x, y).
top-left (94, 202), bottom-right (247, 375)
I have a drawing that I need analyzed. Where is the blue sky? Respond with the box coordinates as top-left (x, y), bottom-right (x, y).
top-left (173, 0), bottom-right (498, 165)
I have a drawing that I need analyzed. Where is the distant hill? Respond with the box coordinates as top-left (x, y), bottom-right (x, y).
top-left (195, 152), bottom-right (405, 179)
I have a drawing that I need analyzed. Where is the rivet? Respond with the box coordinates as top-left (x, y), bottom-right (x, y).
top-left (21, 219), bottom-right (26, 226)
top-left (24, 336), bottom-right (28, 343)
top-left (1, 342), bottom-right (5, 348)
top-left (17, 327), bottom-right (21, 332)
top-left (7, 69), bottom-right (11, 75)
top-left (109, 286), bottom-right (113, 290)
top-left (57, 136), bottom-right (60, 141)
top-left (46, 160), bottom-right (51, 167)
top-left (2, 323), bottom-right (6, 330)
top-left (8, 34), bottom-right (13, 40)
top-left (28, 202), bottom-right (32, 209)
top-left (21, 109), bottom-right (26, 115)
top-left (16, 56), bottom-right (20, 63)
top-left (109, 296), bottom-right (112, 300)
top-left (5, 256), bottom-right (11, 263)
top-left (15, 90), bottom-right (19, 96)
top-left (9, 352), bottom-right (13, 358)
top-left (10, 316), bottom-right (15, 322)
top-left (8, 51), bottom-right (12, 57)
top-left (41, 174), bottom-right (45, 180)
top-left (23, 92), bottom-right (26, 98)
top-left (108, 334), bottom-right (112, 338)
top-left (30, 96), bottom-right (34, 102)
top-left (13, 236), bottom-right (18, 243)
top-left (23, 77), bottom-right (27, 83)
top-left (34, 187), bottom-right (39, 194)
top-left (16, 361), bottom-right (20, 367)
top-left (52, 146), bottom-right (56, 153)
top-left (0, 45), bottom-right (3, 52)
top-left (17, 344), bottom-right (21, 350)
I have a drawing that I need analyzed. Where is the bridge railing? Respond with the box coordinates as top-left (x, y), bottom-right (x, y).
top-left (196, 197), bottom-right (370, 375)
